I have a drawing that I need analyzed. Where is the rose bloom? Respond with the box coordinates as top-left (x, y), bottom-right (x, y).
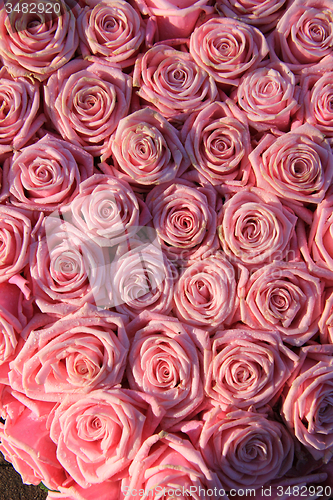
top-left (216, 0), bottom-right (287, 32)
top-left (239, 262), bottom-right (323, 346)
top-left (205, 328), bottom-right (299, 411)
top-left (9, 303), bottom-right (129, 401)
top-left (146, 180), bottom-right (219, 264)
top-left (47, 481), bottom-right (121, 500)
top-left (282, 344), bottom-right (333, 462)
top-left (122, 432), bottom-right (224, 500)
top-left (233, 62), bottom-right (299, 132)
top-left (319, 289), bottom-right (333, 343)
top-left (2, 135), bottom-right (93, 212)
top-left (111, 108), bottom-right (190, 185)
top-left (173, 253), bottom-right (237, 332)
top-left (126, 311), bottom-right (207, 428)
top-left (44, 59), bottom-right (132, 159)
top-left (133, 44), bottom-right (217, 121)
top-left (217, 188), bottom-right (297, 268)
top-left (70, 174), bottom-right (151, 247)
top-left (0, 387), bottom-right (67, 490)
top-left (249, 124), bottom-right (333, 207)
top-left (0, 0), bottom-right (78, 81)
top-left (77, 0), bottom-right (145, 68)
top-left (189, 18), bottom-right (269, 86)
top-left (301, 71), bottom-right (333, 138)
top-left (49, 388), bottom-right (162, 487)
top-left (182, 101), bottom-right (252, 187)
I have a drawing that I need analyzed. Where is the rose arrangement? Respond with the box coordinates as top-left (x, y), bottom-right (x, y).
top-left (1, 0), bottom-right (333, 499)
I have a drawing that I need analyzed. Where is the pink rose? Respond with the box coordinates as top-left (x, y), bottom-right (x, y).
top-left (216, 0), bottom-right (287, 32)
top-left (189, 18), bottom-right (269, 86)
top-left (239, 262), bottom-right (323, 346)
top-left (44, 59), bottom-right (132, 159)
top-left (217, 188), bottom-right (297, 268)
top-left (199, 407), bottom-right (294, 490)
top-left (77, 0), bottom-right (145, 67)
top-left (2, 135), bottom-right (93, 212)
top-left (9, 304), bottom-right (129, 401)
top-left (249, 124), bottom-right (333, 207)
top-left (182, 101), bottom-right (252, 187)
top-left (0, 0), bottom-right (78, 81)
top-left (49, 388), bottom-right (162, 487)
top-left (133, 44), bottom-right (218, 121)
top-left (205, 328), bottom-right (299, 410)
top-left (111, 108), bottom-right (190, 185)
top-left (146, 179), bottom-right (219, 264)
top-left (282, 344), bottom-right (333, 462)
top-left (173, 253), bottom-right (237, 331)
top-left (301, 71), bottom-right (333, 138)
top-left (126, 311), bottom-right (208, 428)
top-left (47, 481), bottom-right (121, 500)
top-left (232, 62), bottom-right (299, 132)
top-left (319, 289), bottom-right (333, 343)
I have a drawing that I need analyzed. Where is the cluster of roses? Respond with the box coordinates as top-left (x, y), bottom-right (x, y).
top-left (1, 0), bottom-right (333, 498)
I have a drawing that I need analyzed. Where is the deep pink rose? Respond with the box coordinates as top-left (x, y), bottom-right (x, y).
top-left (182, 101), bottom-right (252, 187)
top-left (173, 253), bottom-right (237, 332)
top-left (2, 135), bottom-right (93, 212)
top-left (205, 328), bottom-right (299, 410)
top-left (189, 18), bottom-right (269, 86)
top-left (216, 0), bottom-right (287, 32)
top-left (282, 344), bottom-right (333, 462)
top-left (217, 188), bottom-right (297, 268)
top-left (77, 0), bottom-right (145, 67)
top-left (126, 311), bottom-right (208, 428)
top-left (44, 59), bottom-right (132, 159)
top-left (49, 388), bottom-right (162, 487)
top-left (0, 0), bottom-right (78, 81)
top-left (301, 71), bottom-right (333, 138)
top-left (9, 304), bottom-right (129, 401)
top-left (239, 262), bottom-right (323, 346)
top-left (111, 108), bottom-right (190, 185)
top-left (199, 407), bottom-right (294, 490)
top-left (133, 44), bottom-right (218, 121)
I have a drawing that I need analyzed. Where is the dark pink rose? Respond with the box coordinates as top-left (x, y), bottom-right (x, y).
top-left (2, 135), bottom-right (93, 212)
top-left (239, 262), bottom-right (323, 346)
top-left (0, 0), bottom-right (78, 81)
top-left (217, 188), bottom-right (297, 268)
top-left (205, 328), bottom-right (299, 410)
top-left (199, 407), bottom-right (294, 490)
top-left (111, 108), bottom-right (190, 185)
top-left (301, 71), bottom-right (333, 138)
top-left (133, 44), bottom-right (218, 121)
top-left (44, 59), bottom-right (132, 159)
top-left (49, 388), bottom-right (162, 487)
top-left (216, 0), bottom-right (287, 32)
top-left (77, 0), bottom-right (145, 67)
top-left (189, 18), bottom-right (269, 86)
top-left (282, 344), bottom-right (333, 462)
top-left (126, 311), bottom-right (208, 428)
top-left (182, 101), bottom-right (252, 187)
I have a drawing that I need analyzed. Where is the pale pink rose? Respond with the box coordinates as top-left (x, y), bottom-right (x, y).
top-left (270, 0), bottom-right (333, 74)
top-left (1, 135), bottom-right (93, 212)
top-left (319, 289), bottom-right (333, 343)
top-left (44, 59), bottom-right (132, 159)
top-left (70, 174), bottom-right (151, 247)
top-left (49, 388), bottom-right (162, 487)
top-left (205, 329), bottom-right (299, 411)
top-left (133, 44), bottom-right (218, 121)
top-left (0, 1), bottom-right (78, 81)
top-left (249, 124), bottom-right (333, 206)
top-left (146, 179), bottom-right (219, 264)
top-left (233, 62), bottom-right (299, 132)
top-left (199, 407), bottom-right (294, 490)
top-left (301, 71), bottom-right (333, 138)
top-left (78, 0), bottom-right (145, 67)
top-left (189, 18), bottom-right (269, 86)
top-left (9, 303), bottom-right (129, 401)
top-left (239, 262), bottom-right (323, 346)
top-left (111, 108), bottom-right (190, 185)
top-left (126, 311), bottom-right (208, 428)
top-left (173, 253), bottom-right (237, 331)
top-left (282, 344), bottom-right (333, 462)
top-left (182, 101), bottom-right (252, 187)
top-left (0, 387), bottom-right (67, 490)
top-left (217, 188), bottom-right (297, 268)
top-left (122, 432), bottom-right (224, 500)
top-left (216, 0), bottom-right (287, 32)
